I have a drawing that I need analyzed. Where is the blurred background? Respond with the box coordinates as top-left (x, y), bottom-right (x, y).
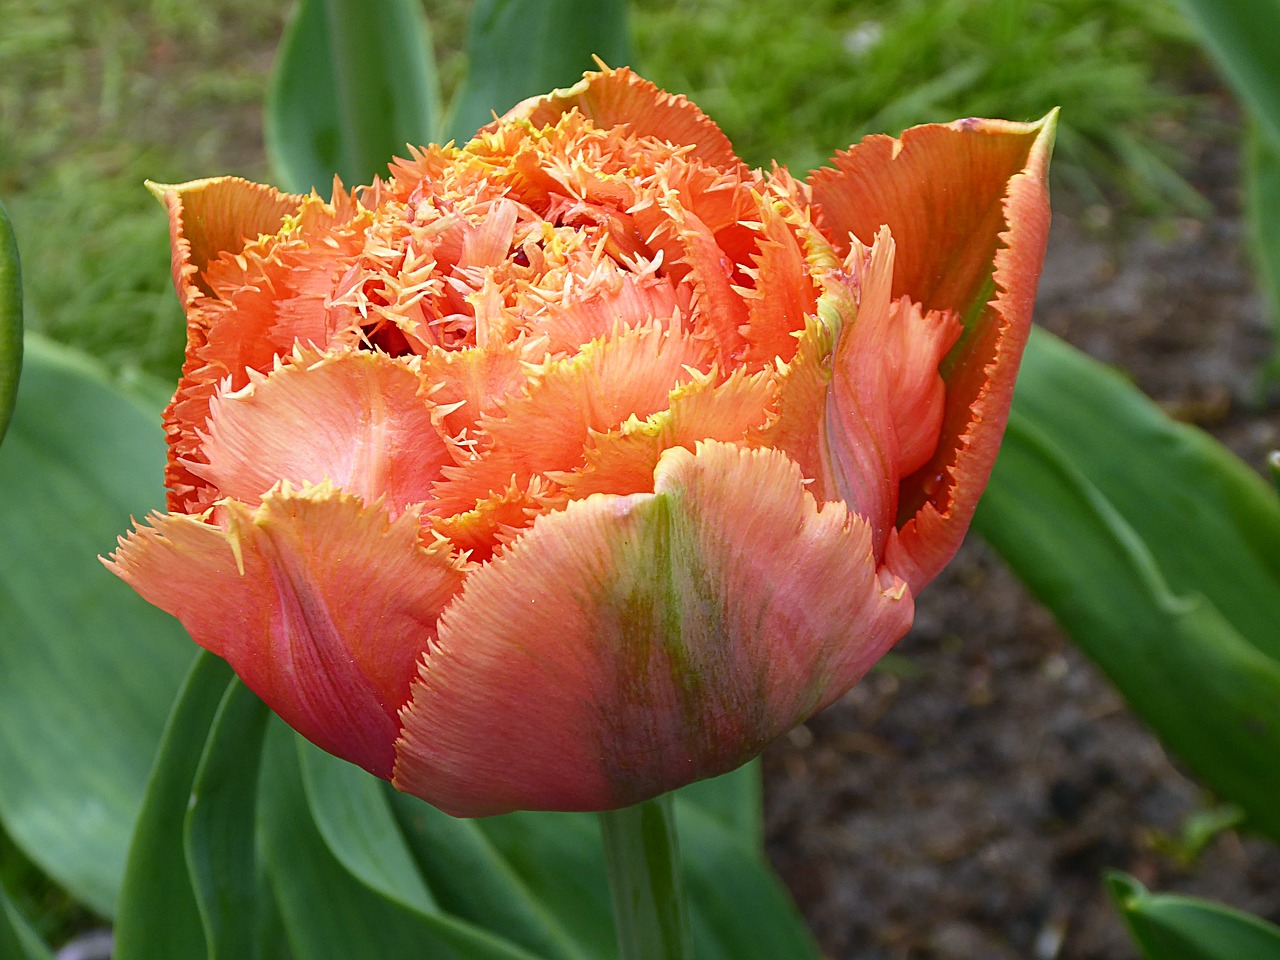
top-left (2, 1), bottom-right (1277, 957)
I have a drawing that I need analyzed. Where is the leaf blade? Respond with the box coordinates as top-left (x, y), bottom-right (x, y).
top-left (0, 337), bottom-right (194, 915)
top-left (183, 680), bottom-right (272, 960)
top-left (114, 652), bottom-right (234, 960)
top-left (974, 330), bottom-right (1280, 841)
top-left (447, 0), bottom-right (630, 141)
top-left (265, 0), bottom-right (440, 192)
top-left (1108, 871), bottom-right (1280, 960)
top-left (0, 198), bottom-right (20, 446)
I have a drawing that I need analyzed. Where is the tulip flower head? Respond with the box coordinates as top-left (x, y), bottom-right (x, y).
top-left (108, 68), bottom-right (1053, 817)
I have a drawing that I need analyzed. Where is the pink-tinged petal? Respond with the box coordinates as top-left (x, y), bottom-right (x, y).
top-left (494, 66), bottom-right (742, 170)
top-left (820, 231), bottom-right (900, 554)
top-left (881, 298), bottom-right (963, 477)
top-left (192, 348), bottom-right (451, 516)
top-left (887, 118), bottom-right (1054, 591)
top-left (148, 176), bottom-right (305, 307)
top-left (823, 231), bottom-right (963, 559)
top-left (393, 441), bottom-right (913, 816)
top-left (535, 272), bottom-right (685, 356)
top-left (430, 319), bottom-right (714, 514)
top-left (107, 485), bottom-right (466, 779)
top-left (810, 114), bottom-right (1055, 590)
top-left (418, 337), bottom-right (537, 442)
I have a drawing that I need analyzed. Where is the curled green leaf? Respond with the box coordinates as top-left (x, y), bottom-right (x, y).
top-left (1108, 871), bottom-right (1280, 960)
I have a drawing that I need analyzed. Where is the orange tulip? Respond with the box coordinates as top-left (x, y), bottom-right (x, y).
top-left (108, 68), bottom-right (1053, 817)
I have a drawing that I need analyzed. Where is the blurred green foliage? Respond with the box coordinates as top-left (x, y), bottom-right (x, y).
top-left (632, 0), bottom-right (1208, 208)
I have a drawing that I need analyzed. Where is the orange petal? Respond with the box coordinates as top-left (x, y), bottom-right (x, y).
top-left (163, 191), bottom-right (372, 513)
top-left (193, 349), bottom-right (450, 516)
top-left (417, 336), bottom-right (536, 442)
top-left (107, 485), bottom-right (466, 779)
top-left (556, 365), bottom-right (776, 499)
top-left (148, 176), bottom-right (305, 307)
top-left (393, 441), bottom-right (913, 816)
top-left (431, 319), bottom-right (714, 514)
top-left (737, 190), bottom-right (827, 369)
top-left (810, 114), bottom-right (1055, 590)
top-left (494, 66), bottom-right (743, 170)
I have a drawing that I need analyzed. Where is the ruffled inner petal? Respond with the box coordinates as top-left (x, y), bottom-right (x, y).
top-left (193, 348), bottom-right (451, 517)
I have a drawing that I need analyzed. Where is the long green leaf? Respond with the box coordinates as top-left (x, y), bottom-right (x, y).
top-left (974, 330), bottom-right (1280, 841)
top-left (0, 199), bottom-right (20, 446)
top-left (447, 0), bottom-right (630, 141)
top-left (0, 336), bottom-right (194, 915)
top-left (261, 725), bottom-right (544, 960)
top-left (114, 653), bottom-right (234, 960)
top-left (670, 761), bottom-right (763, 852)
top-left (1245, 122), bottom-right (1280, 380)
top-left (265, 0), bottom-right (440, 192)
top-left (389, 791), bottom-right (592, 960)
top-left (677, 802), bottom-right (821, 960)
top-left (1170, 0), bottom-right (1280, 148)
top-left (296, 738), bottom-right (438, 917)
top-left (1108, 872), bottom-right (1280, 960)
top-left (184, 679), bottom-right (271, 960)
top-left (0, 882), bottom-right (54, 960)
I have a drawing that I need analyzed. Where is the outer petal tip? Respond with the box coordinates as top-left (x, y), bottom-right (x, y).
top-left (109, 487), bottom-right (465, 781)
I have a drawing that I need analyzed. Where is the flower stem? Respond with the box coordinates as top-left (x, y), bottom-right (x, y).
top-left (599, 793), bottom-right (693, 960)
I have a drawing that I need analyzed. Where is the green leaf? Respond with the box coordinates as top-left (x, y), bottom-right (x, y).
top-left (0, 882), bottom-right (54, 960)
top-left (388, 791), bottom-right (592, 960)
top-left (114, 653), bottom-right (234, 960)
top-left (447, 0), bottom-right (631, 141)
top-left (974, 329), bottom-right (1280, 842)
top-left (0, 198), bottom-right (20, 446)
top-left (996, 329), bottom-right (1280, 653)
top-left (1108, 872), bottom-right (1280, 960)
top-left (265, 0), bottom-right (440, 193)
top-left (1170, 0), bottom-right (1280, 148)
top-left (676, 802), bottom-right (821, 960)
top-left (261, 725), bottom-right (544, 960)
top-left (0, 336), bottom-right (195, 916)
top-left (296, 738), bottom-right (437, 917)
top-left (669, 761), bottom-right (763, 852)
top-left (184, 679), bottom-right (271, 960)
top-left (1245, 122), bottom-right (1280, 382)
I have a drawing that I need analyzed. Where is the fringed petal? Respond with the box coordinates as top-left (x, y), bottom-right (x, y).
top-left (107, 485), bottom-right (466, 778)
top-left (430, 319), bottom-right (714, 514)
top-left (393, 440), bottom-right (913, 816)
top-left (193, 348), bottom-right (451, 516)
top-left (493, 66), bottom-right (743, 170)
top-left (148, 176), bottom-right (305, 307)
top-left (809, 114), bottom-right (1055, 590)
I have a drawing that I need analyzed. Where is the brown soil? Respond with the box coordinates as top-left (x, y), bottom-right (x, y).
top-left (763, 96), bottom-right (1280, 959)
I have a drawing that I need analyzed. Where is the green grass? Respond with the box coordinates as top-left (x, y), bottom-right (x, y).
top-left (632, 0), bottom-right (1209, 209)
